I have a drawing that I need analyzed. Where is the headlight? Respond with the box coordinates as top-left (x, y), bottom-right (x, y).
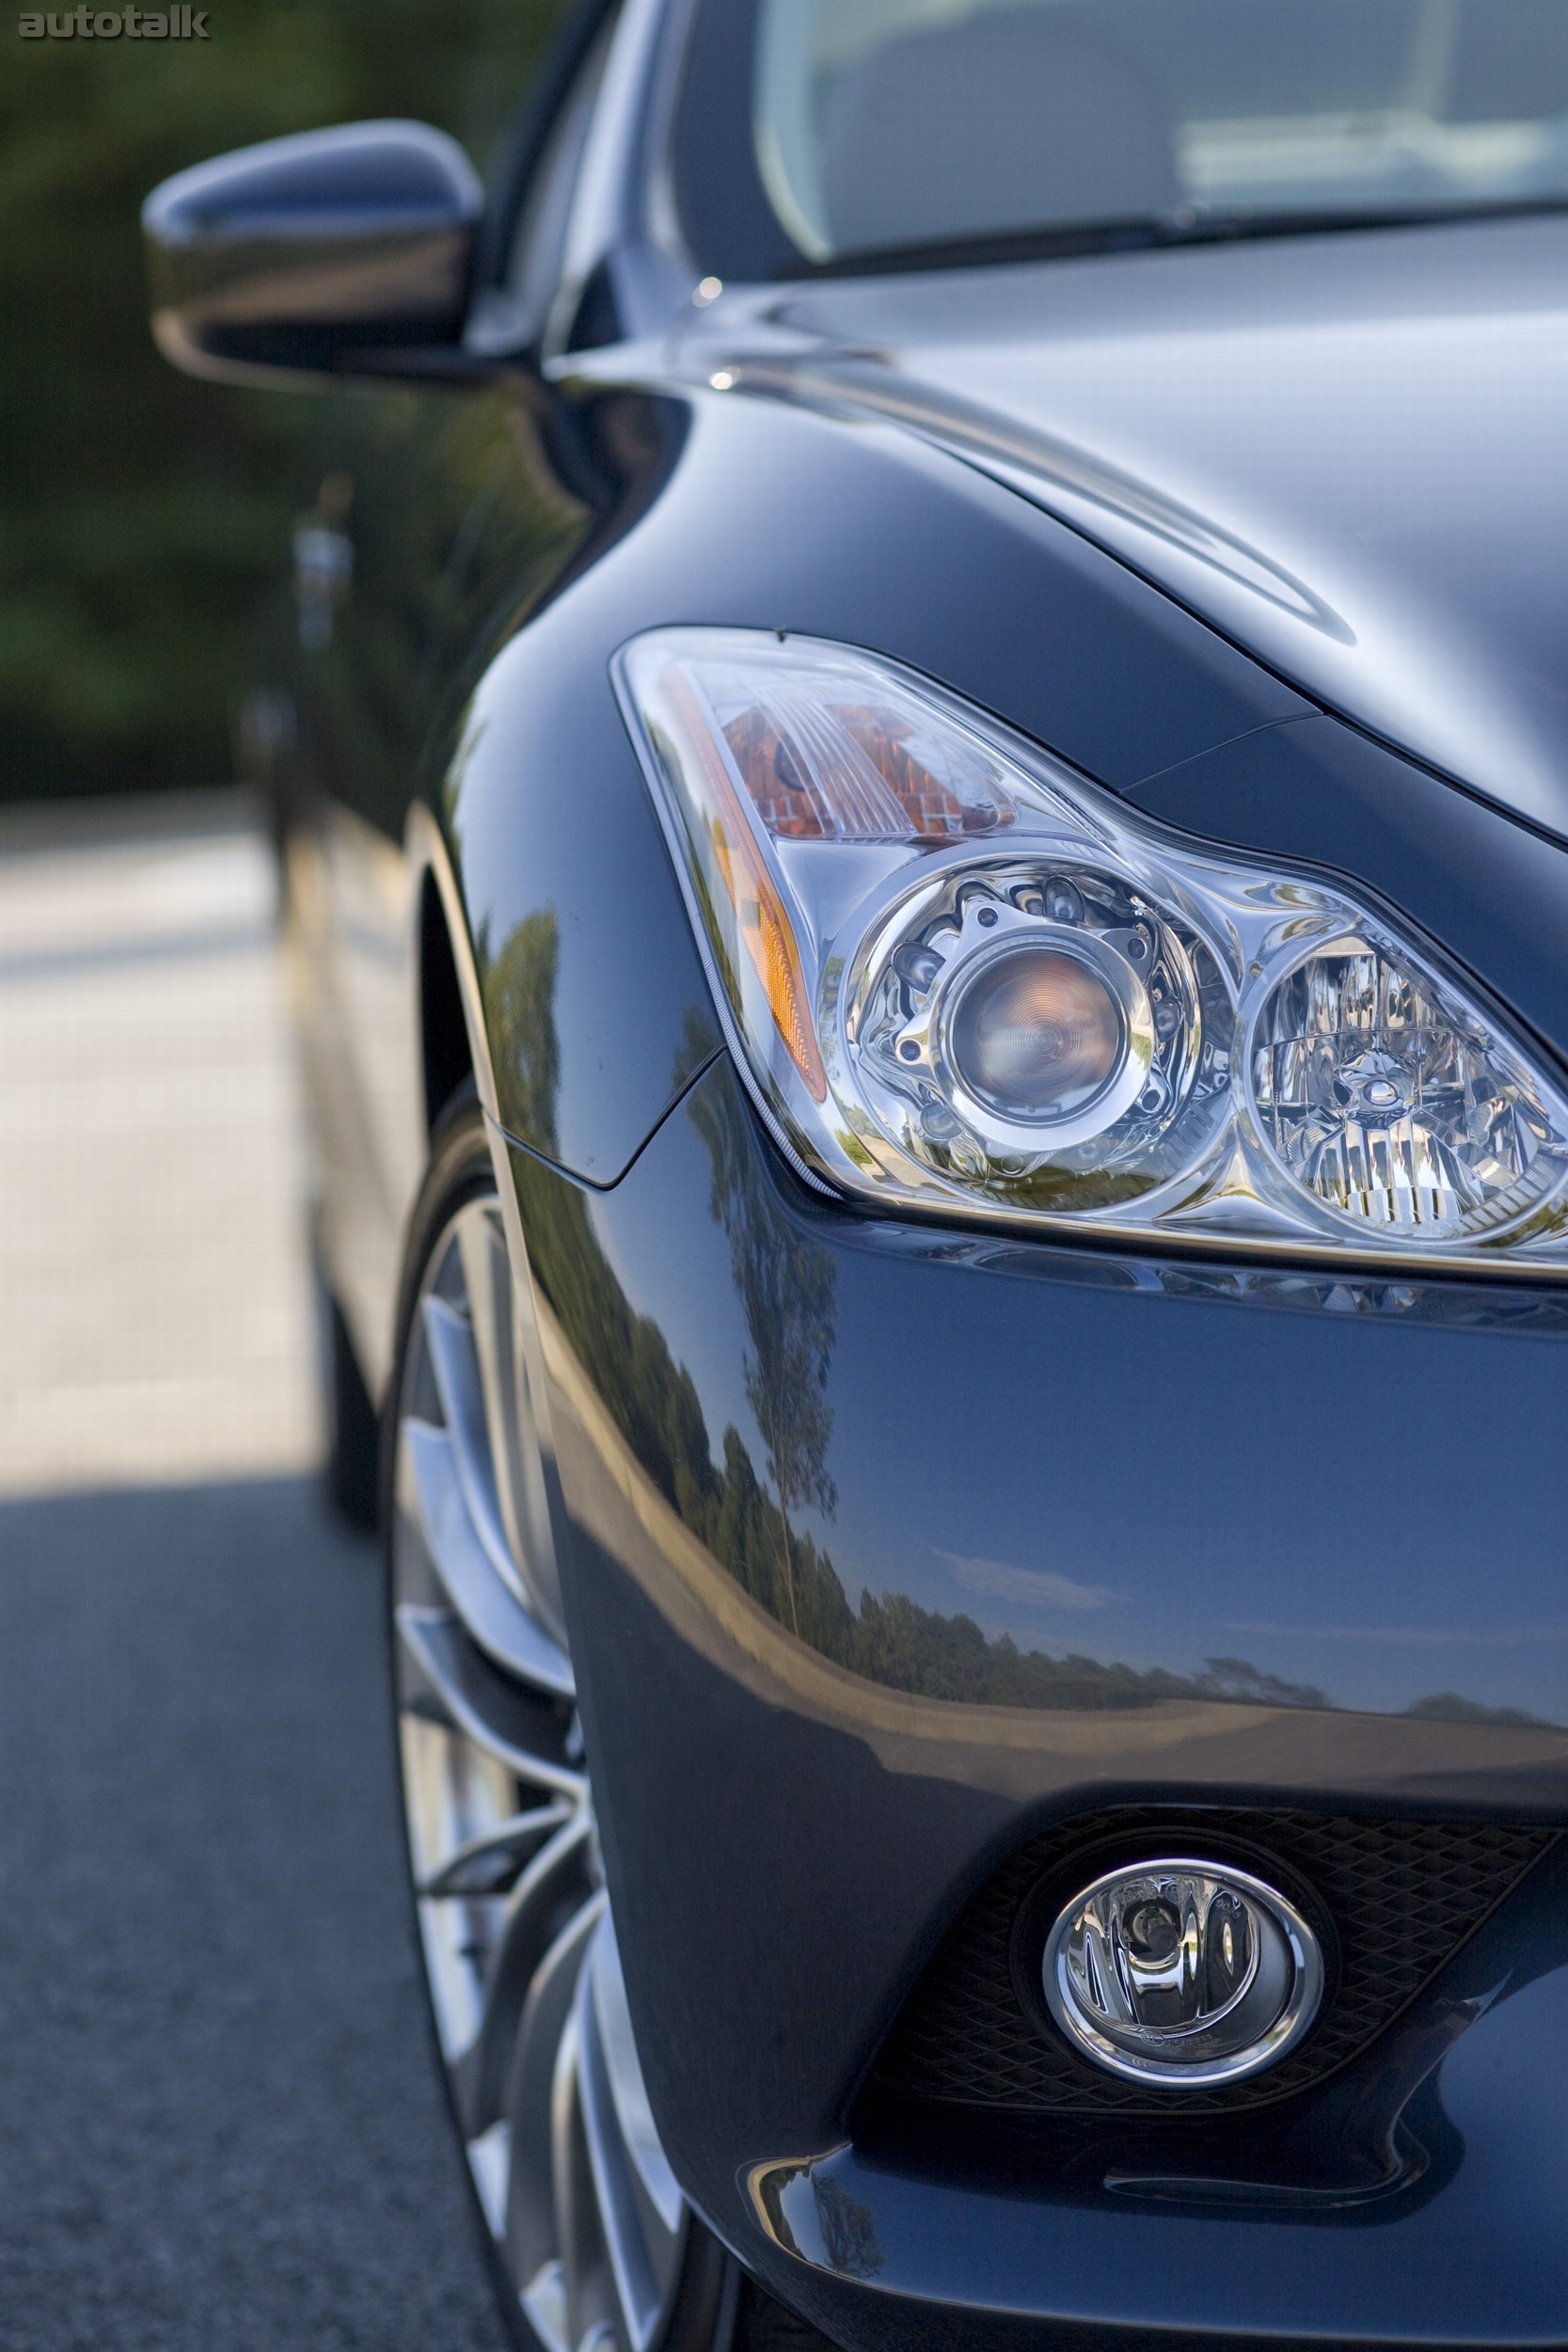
top-left (613, 628), bottom-right (1568, 1270)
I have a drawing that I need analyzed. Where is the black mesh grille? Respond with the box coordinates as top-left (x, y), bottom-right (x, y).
top-left (874, 1808), bottom-right (1557, 2117)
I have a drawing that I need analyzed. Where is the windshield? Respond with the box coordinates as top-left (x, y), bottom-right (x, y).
top-left (673, 0), bottom-right (1568, 278)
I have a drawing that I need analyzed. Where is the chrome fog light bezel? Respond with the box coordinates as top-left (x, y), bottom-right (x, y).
top-left (1041, 1855), bottom-right (1325, 2089)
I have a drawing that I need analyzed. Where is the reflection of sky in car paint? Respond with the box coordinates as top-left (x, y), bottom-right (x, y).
top-left (588, 1072), bottom-right (1568, 1726)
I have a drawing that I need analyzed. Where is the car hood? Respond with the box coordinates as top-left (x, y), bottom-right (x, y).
top-left (693, 212), bottom-right (1568, 842)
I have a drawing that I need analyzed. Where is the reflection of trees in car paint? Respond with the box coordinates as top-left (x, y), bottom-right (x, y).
top-left (490, 914), bottom-right (1553, 1724)
top-left (688, 1028), bottom-right (837, 1637)
top-left (483, 905), bottom-right (562, 1154)
top-left (809, 2175), bottom-right (882, 2283)
top-left (296, 389), bottom-right (588, 844)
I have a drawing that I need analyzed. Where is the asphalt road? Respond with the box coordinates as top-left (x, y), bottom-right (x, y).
top-left (0, 801), bottom-right (514, 2348)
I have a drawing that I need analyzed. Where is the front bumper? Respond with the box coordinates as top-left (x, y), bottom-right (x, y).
top-left (504, 1054), bottom-right (1568, 2349)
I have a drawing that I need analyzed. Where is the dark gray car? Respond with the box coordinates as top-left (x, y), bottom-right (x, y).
top-left (146, 6), bottom-right (1568, 2347)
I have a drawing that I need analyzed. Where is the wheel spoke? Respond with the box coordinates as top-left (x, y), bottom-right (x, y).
top-left (401, 1712), bottom-right (517, 2060)
top-left (420, 1291), bottom-right (521, 1595)
top-left (467, 2118), bottom-right (513, 2240)
top-left (402, 1409), bottom-right (575, 1697)
top-left (392, 1168), bottom-right (727, 2349)
top-left (454, 1202), bottom-right (565, 1640)
top-left (508, 1893), bottom-right (608, 2293)
top-left (519, 2258), bottom-right (572, 2352)
top-left (588, 1919), bottom-right (685, 2236)
top-left (550, 2007), bottom-right (614, 2352)
top-left (575, 1921), bottom-right (688, 2352)
top-left (452, 1808), bottom-right (595, 2138)
top-left (420, 1797), bottom-right (576, 1899)
top-left (396, 1604), bottom-right (586, 1802)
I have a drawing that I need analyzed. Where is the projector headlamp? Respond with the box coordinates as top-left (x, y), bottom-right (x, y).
top-left (614, 628), bottom-right (1568, 1270)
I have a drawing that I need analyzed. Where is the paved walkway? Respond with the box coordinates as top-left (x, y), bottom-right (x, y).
top-left (0, 796), bottom-right (511, 2350)
top-left (0, 794), bottom-right (318, 1496)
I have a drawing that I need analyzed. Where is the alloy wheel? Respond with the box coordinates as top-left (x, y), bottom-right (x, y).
top-left (390, 1151), bottom-right (736, 2352)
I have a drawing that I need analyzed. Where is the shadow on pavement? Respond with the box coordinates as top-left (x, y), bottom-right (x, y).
top-left (0, 1473), bottom-right (513, 2352)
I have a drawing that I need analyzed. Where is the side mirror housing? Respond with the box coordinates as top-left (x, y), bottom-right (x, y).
top-left (143, 120), bottom-right (483, 385)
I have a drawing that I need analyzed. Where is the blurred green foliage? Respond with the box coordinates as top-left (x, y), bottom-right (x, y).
top-left (0, 0), bottom-right (565, 802)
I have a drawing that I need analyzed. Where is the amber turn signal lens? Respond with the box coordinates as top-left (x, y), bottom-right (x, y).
top-left (666, 670), bottom-right (828, 1100)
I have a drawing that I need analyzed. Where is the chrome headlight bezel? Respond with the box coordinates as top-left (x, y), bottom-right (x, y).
top-left (613, 625), bottom-right (1568, 1278)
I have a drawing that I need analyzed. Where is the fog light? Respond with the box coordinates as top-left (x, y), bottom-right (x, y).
top-left (1042, 1857), bottom-right (1323, 2087)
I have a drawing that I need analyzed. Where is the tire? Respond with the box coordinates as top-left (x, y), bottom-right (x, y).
top-left (386, 1091), bottom-right (741, 2352)
top-left (324, 1281), bottom-right (381, 1531)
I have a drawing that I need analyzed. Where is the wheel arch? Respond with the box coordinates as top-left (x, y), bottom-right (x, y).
top-left (409, 800), bottom-right (498, 1139)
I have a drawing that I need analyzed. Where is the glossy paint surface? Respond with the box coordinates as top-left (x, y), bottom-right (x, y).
top-left (143, 120), bottom-right (480, 380)
top-left (537, 1068), bottom-right (1568, 1732)
top-left (685, 210), bottom-right (1568, 840)
top-left (272, 340), bottom-right (1568, 2337)
top-left (277, 374), bottom-right (597, 1378)
top-left (1128, 711), bottom-right (1568, 1074)
top-left (225, 16), bottom-right (1568, 2337)
top-left (756, 1845), bottom-right (1568, 2344)
top-left (447, 382), bottom-right (1310, 1184)
top-left (503, 1051), bottom-right (1568, 2337)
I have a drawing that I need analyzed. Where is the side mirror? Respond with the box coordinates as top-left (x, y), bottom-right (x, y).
top-left (143, 120), bottom-right (483, 385)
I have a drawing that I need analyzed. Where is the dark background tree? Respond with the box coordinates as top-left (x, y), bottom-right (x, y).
top-left (0, 0), bottom-right (565, 804)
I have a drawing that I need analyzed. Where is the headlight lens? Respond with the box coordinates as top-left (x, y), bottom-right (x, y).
top-left (1250, 944), bottom-right (1557, 1238)
top-left (614, 628), bottom-right (1568, 1269)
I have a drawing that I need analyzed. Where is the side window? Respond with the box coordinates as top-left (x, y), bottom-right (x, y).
top-left (467, 10), bottom-right (622, 356)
